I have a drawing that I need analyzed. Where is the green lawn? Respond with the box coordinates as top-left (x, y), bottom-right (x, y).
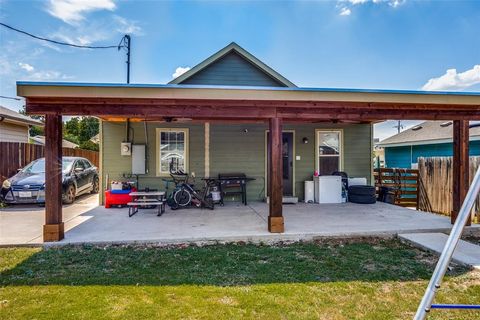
top-left (0, 239), bottom-right (479, 319)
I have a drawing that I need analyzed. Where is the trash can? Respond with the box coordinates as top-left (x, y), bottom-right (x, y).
top-left (304, 181), bottom-right (314, 203)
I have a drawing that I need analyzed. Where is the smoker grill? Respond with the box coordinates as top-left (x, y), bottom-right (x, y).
top-left (217, 173), bottom-right (255, 205)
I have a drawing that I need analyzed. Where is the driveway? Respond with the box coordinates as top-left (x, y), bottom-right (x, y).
top-left (0, 194), bottom-right (98, 245)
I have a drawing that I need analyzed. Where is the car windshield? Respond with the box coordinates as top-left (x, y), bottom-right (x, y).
top-left (22, 159), bottom-right (75, 174)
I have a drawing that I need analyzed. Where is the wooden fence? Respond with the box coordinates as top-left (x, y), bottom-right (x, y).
top-left (374, 168), bottom-right (419, 208)
top-left (418, 156), bottom-right (479, 220)
top-left (0, 142), bottom-right (99, 183)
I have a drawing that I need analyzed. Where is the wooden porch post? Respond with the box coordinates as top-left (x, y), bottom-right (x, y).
top-left (452, 119), bottom-right (470, 226)
top-left (268, 117), bottom-right (284, 233)
top-left (43, 114), bottom-right (64, 241)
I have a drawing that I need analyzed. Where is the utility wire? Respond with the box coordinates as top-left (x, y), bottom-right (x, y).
top-left (0, 96), bottom-right (22, 101)
top-left (0, 22), bottom-right (124, 49)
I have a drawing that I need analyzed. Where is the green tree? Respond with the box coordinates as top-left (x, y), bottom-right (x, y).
top-left (65, 117), bottom-right (80, 136)
top-left (19, 105), bottom-right (44, 137)
top-left (78, 117), bottom-right (99, 142)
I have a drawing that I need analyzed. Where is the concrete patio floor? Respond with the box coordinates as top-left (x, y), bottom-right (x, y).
top-left (2, 195), bottom-right (478, 246)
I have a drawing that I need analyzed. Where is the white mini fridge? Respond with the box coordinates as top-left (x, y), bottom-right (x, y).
top-left (313, 176), bottom-right (342, 204)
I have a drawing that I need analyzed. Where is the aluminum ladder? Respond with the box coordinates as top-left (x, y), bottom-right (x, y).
top-left (414, 165), bottom-right (480, 319)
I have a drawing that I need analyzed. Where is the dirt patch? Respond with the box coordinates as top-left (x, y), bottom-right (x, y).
top-left (462, 235), bottom-right (480, 246)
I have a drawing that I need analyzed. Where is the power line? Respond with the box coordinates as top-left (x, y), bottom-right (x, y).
top-left (0, 22), bottom-right (124, 49)
top-left (0, 96), bottom-right (22, 101)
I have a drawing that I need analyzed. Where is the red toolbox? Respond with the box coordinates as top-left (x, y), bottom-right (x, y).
top-left (105, 188), bottom-right (136, 208)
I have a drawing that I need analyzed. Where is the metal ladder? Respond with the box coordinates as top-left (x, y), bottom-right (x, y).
top-left (414, 165), bottom-right (480, 319)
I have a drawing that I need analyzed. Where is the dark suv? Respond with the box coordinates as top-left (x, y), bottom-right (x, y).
top-left (1, 157), bottom-right (99, 204)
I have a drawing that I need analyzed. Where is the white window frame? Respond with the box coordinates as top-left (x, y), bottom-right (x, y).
top-left (156, 128), bottom-right (189, 176)
top-left (315, 129), bottom-right (344, 174)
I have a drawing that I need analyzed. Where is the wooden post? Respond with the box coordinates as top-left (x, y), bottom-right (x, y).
top-left (268, 117), bottom-right (284, 233)
top-left (452, 120), bottom-right (470, 225)
top-left (44, 114), bottom-right (64, 241)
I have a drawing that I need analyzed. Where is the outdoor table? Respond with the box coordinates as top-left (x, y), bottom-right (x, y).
top-left (128, 191), bottom-right (166, 217)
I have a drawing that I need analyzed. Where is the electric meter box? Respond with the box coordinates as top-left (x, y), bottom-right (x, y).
top-left (121, 142), bottom-right (132, 156)
top-left (132, 144), bottom-right (146, 174)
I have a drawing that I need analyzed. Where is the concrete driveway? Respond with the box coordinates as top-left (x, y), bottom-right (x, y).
top-left (0, 194), bottom-right (98, 245)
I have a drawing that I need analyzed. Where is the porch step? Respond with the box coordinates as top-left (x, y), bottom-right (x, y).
top-left (399, 233), bottom-right (480, 269)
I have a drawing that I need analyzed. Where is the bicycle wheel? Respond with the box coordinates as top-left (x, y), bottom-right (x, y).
top-left (174, 188), bottom-right (191, 207)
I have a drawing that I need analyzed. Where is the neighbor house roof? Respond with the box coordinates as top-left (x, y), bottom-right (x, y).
top-left (377, 121), bottom-right (480, 148)
top-left (30, 135), bottom-right (79, 149)
top-left (168, 42), bottom-right (296, 87)
top-left (0, 105), bottom-right (43, 126)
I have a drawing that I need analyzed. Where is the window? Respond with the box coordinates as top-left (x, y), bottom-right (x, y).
top-left (316, 130), bottom-right (342, 175)
top-left (156, 128), bottom-right (189, 175)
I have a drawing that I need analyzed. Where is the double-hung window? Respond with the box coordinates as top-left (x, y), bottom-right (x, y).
top-left (316, 130), bottom-right (342, 175)
top-left (156, 128), bottom-right (189, 176)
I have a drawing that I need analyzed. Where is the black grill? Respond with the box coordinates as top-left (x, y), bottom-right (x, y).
top-left (12, 184), bottom-right (43, 191)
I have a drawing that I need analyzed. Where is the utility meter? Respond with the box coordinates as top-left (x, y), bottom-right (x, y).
top-left (121, 142), bottom-right (132, 156)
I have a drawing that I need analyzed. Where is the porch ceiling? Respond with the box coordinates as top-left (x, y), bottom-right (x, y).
top-left (17, 82), bottom-right (480, 121)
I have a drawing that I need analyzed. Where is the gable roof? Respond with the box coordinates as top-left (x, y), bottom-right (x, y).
top-left (169, 42), bottom-right (296, 87)
top-left (378, 121), bottom-right (480, 148)
top-left (30, 135), bottom-right (79, 148)
top-left (0, 105), bottom-right (43, 126)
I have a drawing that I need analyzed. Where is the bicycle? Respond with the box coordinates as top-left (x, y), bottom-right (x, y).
top-left (166, 161), bottom-right (215, 210)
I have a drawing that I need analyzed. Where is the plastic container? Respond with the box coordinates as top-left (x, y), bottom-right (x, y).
top-left (304, 181), bottom-right (314, 203)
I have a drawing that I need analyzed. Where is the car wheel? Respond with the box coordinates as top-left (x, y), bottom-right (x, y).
top-left (91, 177), bottom-right (99, 194)
top-left (64, 184), bottom-right (76, 204)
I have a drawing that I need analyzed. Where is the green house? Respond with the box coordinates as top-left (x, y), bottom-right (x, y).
top-left (100, 43), bottom-right (373, 204)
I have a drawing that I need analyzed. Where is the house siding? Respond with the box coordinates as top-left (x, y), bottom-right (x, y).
top-left (384, 140), bottom-right (480, 168)
top-left (100, 121), bottom-right (372, 203)
top-left (180, 51), bottom-right (286, 87)
top-left (0, 122), bottom-right (29, 143)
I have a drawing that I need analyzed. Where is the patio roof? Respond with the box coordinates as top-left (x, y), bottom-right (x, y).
top-left (17, 81), bottom-right (480, 122)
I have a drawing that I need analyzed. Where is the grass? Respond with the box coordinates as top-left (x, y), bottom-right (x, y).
top-left (0, 238), bottom-right (479, 319)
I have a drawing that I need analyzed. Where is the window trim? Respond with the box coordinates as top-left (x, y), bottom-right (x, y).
top-left (315, 129), bottom-right (344, 174)
top-left (155, 128), bottom-right (189, 177)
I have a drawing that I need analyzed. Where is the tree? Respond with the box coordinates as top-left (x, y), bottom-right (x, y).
top-left (78, 117), bottom-right (99, 142)
top-left (63, 116), bottom-right (99, 151)
top-left (65, 117), bottom-right (80, 137)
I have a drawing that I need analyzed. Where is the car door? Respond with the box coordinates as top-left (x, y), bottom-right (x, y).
top-left (81, 159), bottom-right (95, 187)
top-left (73, 160), bottom-right (88, 192)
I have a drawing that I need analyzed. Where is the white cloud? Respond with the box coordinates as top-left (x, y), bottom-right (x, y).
top-left (18, 62), bottom-right (35, 72)
top-left (340, 7), bottom-right (352, 16)
top-left (338, 0), bottom-right (405, 15)
top-left (26, 70), bottom-right (72, 81)
top-left (113, 15), bottom-right (143, 35)
top-left (46, 0), bottom-right (116, 24)
top-left (422, 65), bottom-right (480, 91)
top-left (172, 67), bottom-right (191, 79)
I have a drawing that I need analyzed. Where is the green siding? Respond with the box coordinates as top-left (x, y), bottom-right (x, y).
top-left (100, 121), bottom-right (204, 204)
top-left (180, 51), bottom-right (286, 87)
top-left (101, 121), bottom-right (372, 204)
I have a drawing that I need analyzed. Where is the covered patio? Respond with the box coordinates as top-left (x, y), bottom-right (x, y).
top-left (17, 82), bottom-right (480, 242)
top-left (3, 197), bottom-right (479, 246)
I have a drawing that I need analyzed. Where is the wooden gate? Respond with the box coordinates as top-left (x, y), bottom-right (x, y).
top-left (374, 168), bottom-right (419, 208)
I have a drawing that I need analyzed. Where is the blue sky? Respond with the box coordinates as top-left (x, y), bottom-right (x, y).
top-left (1, 0), bottom-right (479, 140)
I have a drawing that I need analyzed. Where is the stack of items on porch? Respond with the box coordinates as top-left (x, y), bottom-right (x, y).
top-left (305, 171), bottom-right (376, 204)
top-left (104, 181), bottom-right (136, 208)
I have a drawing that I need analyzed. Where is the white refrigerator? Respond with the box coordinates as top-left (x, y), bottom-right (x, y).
top-left (313, 176), bottom-right (343, 204)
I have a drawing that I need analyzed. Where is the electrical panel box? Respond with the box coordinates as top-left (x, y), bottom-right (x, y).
top-left (121, 142), bottom-right (132, 156)
top-left (132, 144), bottom-right (146, 174)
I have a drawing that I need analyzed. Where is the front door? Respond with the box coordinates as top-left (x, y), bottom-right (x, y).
top-left (267, 131), bottom-right (294, 197)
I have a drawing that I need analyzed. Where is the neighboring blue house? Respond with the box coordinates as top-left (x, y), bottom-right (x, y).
top-left (377, 121), bottom-right (480, 169)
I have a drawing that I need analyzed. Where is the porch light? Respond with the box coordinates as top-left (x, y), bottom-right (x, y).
top-left (303, 137), bottom-right (309, 144)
